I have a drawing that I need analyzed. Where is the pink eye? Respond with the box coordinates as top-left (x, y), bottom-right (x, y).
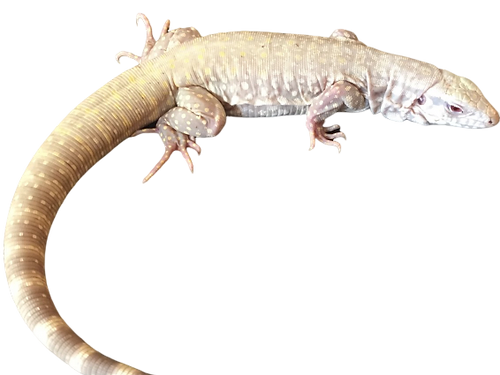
top-left (417, 95), bottom-right (426, 105)
top-left (448, 104), bottom-right (463, 114)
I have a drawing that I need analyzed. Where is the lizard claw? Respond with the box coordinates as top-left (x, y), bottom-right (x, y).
top-left (187, 139), bottom-right (202, 155)
top-left (177, 132), bottom-right (201, 172)
top-left (159, 18), bottom-right (171, 38)
top-left (143, 149), bottom-right (181, 183)
top-left (135, 13), bottom-right (156, 57)
top-left (309, 123), bottom-right (345, 152)
top-left (320, 129), bottom-right (345, 143)
top-left (318, 125), bottom-right (344, 152)
top-left (306, 123), bottom-right (345, 147)
top-left (132, 125), bottom-right (201, 182)
top-left (306, 121), bottom-right (319, 148)
top-left (323, 141), bottom-right (342, 160)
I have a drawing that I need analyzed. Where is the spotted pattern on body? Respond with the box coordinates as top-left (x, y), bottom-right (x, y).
top-left (5, 17), bottom-right (500, 375)
top-left (118, 14), bottom-right (213, 178)
top-left (306, 81), bottom-right (367, 153)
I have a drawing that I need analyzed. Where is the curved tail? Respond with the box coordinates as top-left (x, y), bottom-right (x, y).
top-left (4, 55), bottom-right (174, 375)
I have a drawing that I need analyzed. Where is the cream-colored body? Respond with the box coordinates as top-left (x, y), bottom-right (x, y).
top-left (4, 27), bottom-right (498, 375)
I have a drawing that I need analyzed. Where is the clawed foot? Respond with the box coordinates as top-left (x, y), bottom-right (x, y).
top-left (144, 125), bottom-right (201, 181)
top-left (171, 130), bottom-right (201, 172)
top-left (309, 124), bottom-right (346, 152)
top-left (115, 12), bottom-right (171, 66)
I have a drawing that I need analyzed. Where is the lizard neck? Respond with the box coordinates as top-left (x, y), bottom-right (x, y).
top-left (365, 49), bottom-right (442, 122)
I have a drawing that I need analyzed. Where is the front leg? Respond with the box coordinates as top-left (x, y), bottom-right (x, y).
top-left (306, 81), bottom-right (367, 151)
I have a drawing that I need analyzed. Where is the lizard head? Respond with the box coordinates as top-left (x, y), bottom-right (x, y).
top-left (408, 70), bottom-right (499, 129)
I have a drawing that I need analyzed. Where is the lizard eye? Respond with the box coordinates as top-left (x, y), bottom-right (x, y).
top-left (447, 104), bottom-right (463, 114)
top-left (417, 95), bottom-right (426, 105)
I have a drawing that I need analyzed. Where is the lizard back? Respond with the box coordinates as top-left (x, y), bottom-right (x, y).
top-left (168, 32), bottom-right (371, 116)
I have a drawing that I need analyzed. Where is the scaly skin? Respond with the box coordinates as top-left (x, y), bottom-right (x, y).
top-left (4, 18), bottom-right (499, 375)
top-left (5, 52), bottom-right (176, 375)
top-left (117, 14), bottom-right (205, 181)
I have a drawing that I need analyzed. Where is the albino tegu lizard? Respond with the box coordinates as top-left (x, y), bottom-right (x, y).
top-left (4, 14), bottom-right (498, 375)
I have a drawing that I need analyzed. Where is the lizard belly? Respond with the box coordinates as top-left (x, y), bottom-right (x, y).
top-left (222, 102), bottom-right (371, 118)
top-left (225, 103), bottom-right (309, 117)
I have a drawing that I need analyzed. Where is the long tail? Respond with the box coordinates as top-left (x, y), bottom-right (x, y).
top-left (4, 55), bottom-right (174, 375)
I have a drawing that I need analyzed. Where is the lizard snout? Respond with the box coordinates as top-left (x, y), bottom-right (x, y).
top-left (487, 109), bottom-right (499, 127)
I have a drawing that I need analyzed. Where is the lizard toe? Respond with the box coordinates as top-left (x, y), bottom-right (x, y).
top-left (322, 140), bottom-right (342, 160)
top-left (187, 139), bottom-right (202, 155)
top-left (143, 148), bottom-right (176, 183)
top-left (323, 124), bottom-right (346, 140)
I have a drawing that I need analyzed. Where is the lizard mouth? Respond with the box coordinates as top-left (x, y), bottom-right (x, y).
top-left (407, 107), bottom-right (430, 125)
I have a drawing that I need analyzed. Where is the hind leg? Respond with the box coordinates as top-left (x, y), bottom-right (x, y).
top-left (134, 86), bottom-right (226, 182)
top-left (116, 13), bottom-right (202, 64)
top-left (115, 12), bottom-right (207, 175)
top-left (132, 126), bottom-right (201, 182)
